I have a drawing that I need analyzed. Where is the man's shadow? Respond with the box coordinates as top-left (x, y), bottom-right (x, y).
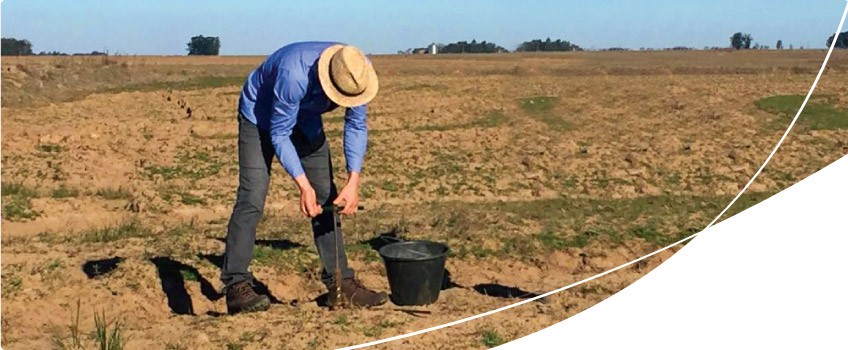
top-left (149, 257), bottom-right (221, 316)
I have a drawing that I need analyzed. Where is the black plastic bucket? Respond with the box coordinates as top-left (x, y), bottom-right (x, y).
top-left (378, 240), bottom-right (449, 306)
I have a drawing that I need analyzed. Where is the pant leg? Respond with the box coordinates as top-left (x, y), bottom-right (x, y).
top-left (294, 131), bottom-right (355, 289)
top-left (220, 114), bottom-right (275, 288)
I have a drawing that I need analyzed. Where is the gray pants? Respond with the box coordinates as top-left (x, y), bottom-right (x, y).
top-left (220, 113), bottom-right (354, 290)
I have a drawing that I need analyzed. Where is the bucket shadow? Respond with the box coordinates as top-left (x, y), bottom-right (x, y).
top-left (360, 231), bottom-right (403, 252)
top-left (149, 257), bottom-right (221, 316)
top-left (473, 283), bottom-right (541, 300)
top-left (82, 257), bottom-right (124, 278)
top-left (441, 269), bottom-right (462, 290)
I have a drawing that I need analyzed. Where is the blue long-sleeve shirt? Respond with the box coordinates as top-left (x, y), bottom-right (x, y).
top-left (238, 41), bottom-right (368, 179)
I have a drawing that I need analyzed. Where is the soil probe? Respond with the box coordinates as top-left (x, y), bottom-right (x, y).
top-left (324, 204), bottom-right (364, 310)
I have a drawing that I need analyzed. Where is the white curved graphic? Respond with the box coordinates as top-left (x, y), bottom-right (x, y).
top-left (340, 3), bottom-right (848, 349)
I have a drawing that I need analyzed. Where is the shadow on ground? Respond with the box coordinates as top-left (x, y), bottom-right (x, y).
top-left (149, 257), bottom-right (221, 315)
top-left (82, 257), bottom-right (124, 278)
top-left (473, 283), bottom-right (541, 299)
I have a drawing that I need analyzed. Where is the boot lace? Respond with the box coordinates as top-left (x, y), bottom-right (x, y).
top-left (233, 283), bottom-right (255, 299)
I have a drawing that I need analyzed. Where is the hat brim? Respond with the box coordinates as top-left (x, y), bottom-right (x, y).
top-left (318, 44), bottom-right (379, 108)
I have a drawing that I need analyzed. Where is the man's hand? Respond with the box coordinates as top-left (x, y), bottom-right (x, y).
top-left (295, 175), bottom-right (321, 218)
top-left (333, 172), bottom-right (361, 215)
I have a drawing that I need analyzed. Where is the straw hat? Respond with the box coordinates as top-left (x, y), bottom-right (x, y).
top-left (317, 44), bottom-right (379, 107)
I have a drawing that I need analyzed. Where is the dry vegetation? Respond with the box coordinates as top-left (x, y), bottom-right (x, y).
top-left (2, 50), bottom-right (848, 349)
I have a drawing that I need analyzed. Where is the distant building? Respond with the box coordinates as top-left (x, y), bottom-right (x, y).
top-left (413, 48), bottom-right (427, 54)
top-left (428, 43), bottom-right (438, 55)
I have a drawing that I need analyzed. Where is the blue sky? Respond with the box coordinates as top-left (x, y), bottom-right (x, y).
top-left (1, 0), bottom-right (844, 55)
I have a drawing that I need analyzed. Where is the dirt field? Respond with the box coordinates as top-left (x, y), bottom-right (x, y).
top-left (2, 50), bottom-right (848, 349)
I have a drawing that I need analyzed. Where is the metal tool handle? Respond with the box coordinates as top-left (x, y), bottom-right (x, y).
top-left (321, 204), bottom-right (365, 213)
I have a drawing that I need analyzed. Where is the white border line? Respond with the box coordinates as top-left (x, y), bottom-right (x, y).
top-left (339, 3), bottom-right (848, 349)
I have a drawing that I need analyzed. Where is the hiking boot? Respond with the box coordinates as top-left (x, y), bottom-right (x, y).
top-left (327, 278), bottom-right (388, 308)
top-left (226, 281), bottom-right (270, 314)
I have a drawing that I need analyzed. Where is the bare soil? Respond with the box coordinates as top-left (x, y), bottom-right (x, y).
top-left (2, 50), bottom-right (847, 349)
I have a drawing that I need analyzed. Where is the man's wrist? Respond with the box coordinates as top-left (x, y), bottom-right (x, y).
top-left (347, 171), bottom-right (361, 186)
top-left (294, 174), bottom-right (311, 191)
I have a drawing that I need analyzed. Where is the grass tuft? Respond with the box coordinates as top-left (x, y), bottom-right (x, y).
top-left (144, 151), bottom-right (222, 181)
top-left (95, 187), bottom-right (133, 200)
top-left (38, 143), bottom-right (64, 153)
top-left (52, 185), bottom-right (80, 199)
top-left (81, 220), bottom-right (151, 243)
top-left (94, 310), bottom-right (126, 350)
top-left (480, 329), bottom-right (505, 348)
top-left (2, 182), bottom-right (39, 197)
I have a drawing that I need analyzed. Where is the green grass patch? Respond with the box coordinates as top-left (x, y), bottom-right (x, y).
top-left (348, 243), bottom-right (382, 262)
top-left (412, 109), bottom-right (510, 132)
top-left (477, 110), bottom-right (509, 128)
top-left (755, 94), bottom-right (848, 130)
top-left (37, 143), bottom-right (64, 153)
top-left (2, 275), bottom-right (23, 296)
top-left (3, 196), bottom-right (40, 221)
top-left (179, 268), bottom-right (200, 281)
top-left (2, 182), bottom-right (40, 197)
top-left (81, 220), bottom-right (151, 243)
top-left (179, 193), bottom-right (206, 206)
top-left (52, 185), bottom-right (80, 199)
top-left (480, 329), bottom-right (505, 348)
top-left (429, 191), bottom-right (773, 260)
top-left (144, 151), bottom-right (222, 181)
top-left (251, 245), bottom-right (317, 272)
top-left (518, 96), bottom-right (572, 131)
top-left (95, 187), bottom-right (133, 200)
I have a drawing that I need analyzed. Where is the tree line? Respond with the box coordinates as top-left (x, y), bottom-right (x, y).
top-left (4, 31), bottom-right (847, 57)
top-left (828, 31), bottom-right (848, 49)
top-left (1, 35), bottom-right (222, 56)
top-left (515, 38), bottom-right (582, 52)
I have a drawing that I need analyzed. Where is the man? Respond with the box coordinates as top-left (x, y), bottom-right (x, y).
top-left (220, 41), bottom-right (387, 314)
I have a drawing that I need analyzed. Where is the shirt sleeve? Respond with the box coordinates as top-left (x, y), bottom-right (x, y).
top-left (270, 69), bottom-right (307, 179)
top-left (343, 104), bottom-right (368, 174)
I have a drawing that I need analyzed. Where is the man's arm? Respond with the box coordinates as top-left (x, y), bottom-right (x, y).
top-left (269, 70), bottom-right (322, 217)
top-left (269, 70), bottom-right (306, 180)
top-left (332, 104), bottom-right (368, 215)
top-left (343, 104), bottom-right (368, 175)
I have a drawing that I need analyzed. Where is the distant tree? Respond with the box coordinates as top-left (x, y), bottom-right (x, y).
top-left (37, 51), bottom-right (68, 56)
top-left (731, 32), bottom-right (754, 50)
top-left (827, 31), bottom-right (848, 49)
top-left (776, 40), bottom-right (783, 50)
top-left (730, 32), bottom-right (744, 50)
top-left (2, 37), bottom-right (34, 55)
top-left (789, 44), bottom-right (794, 50)
top-left (742, 34), bottom-right (753, 49)
top-left (516, 38), bottom-right (582, 52)
top-left (438, 39), bottom-right (506, 54)
top-left (186, 35), bottom-right (220, 55)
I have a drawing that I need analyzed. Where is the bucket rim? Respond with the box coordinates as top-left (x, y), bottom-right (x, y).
top-left (378, 240), bottom-right (449, 262)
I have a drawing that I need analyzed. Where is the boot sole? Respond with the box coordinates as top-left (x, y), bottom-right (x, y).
top-left (228, 296), bottom-right (271, 315)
